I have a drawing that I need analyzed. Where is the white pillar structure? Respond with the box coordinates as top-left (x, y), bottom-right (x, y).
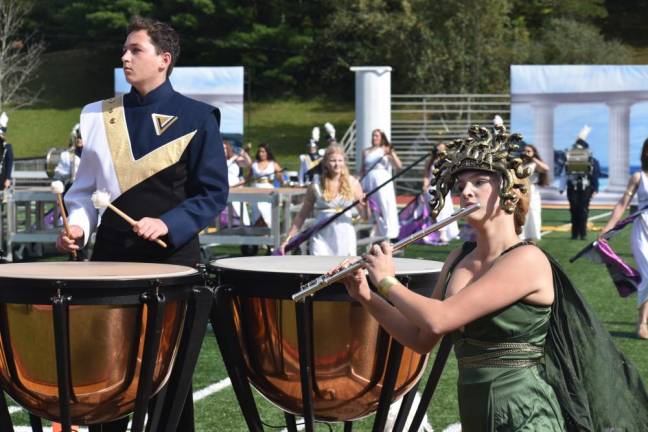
top-left (531, 102), bottom-right (556, 184)
top-left (350, 66), bottom-right (392, 174)
top-left (606, 100), bottom-right (631, 192)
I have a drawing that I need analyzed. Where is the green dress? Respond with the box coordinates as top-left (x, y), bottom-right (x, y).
top-left (444, 242), bottom-right (648, 431)
top-left (445, 243), bottom-right (565, 431)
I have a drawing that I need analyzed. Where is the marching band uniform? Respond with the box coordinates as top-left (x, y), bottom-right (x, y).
top-left (559, 142), bottom-right (600, 240)
top-left (66, 79), bottom-right (228, 266)
top-left (298, 150), bottom-right (322, 186)
top-left (299, 127), bottom-right (323, 186)
top-left (362, 148), bottom-right (399, 239)
top-left (250, 160), bottom-right (276, 225)
top-left (309, 183), bottom-right (357, 256)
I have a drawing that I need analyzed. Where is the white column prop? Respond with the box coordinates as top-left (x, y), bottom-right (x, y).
top-left (350, 66), bottom-right (392, 174)
top-left (531, 102), bottom-right (556, 184)
top-left (606, 100), bottom-right (631, 192)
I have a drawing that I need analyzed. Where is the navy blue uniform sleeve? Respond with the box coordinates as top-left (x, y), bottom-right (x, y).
top-left (4, 143), bottom-right (13, 178)
top-left (160, 109), bottom-right (228, 247)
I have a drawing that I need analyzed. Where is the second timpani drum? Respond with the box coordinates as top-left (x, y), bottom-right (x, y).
top-left (209, 255), bottom-right (442, 425)
top-left (0, 262), bottom-right (211, 431)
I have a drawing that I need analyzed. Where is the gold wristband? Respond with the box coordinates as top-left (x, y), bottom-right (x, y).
top-left (377, 276), bottom-right (399, 298)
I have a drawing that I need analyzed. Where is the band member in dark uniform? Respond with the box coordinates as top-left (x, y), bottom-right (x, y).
top-left (559, 126), bottom-right (600, 240)
top-left (56, 16), bottom-right (228, 431)
top-left (0, 112), bottom-right (14, 191)
top-left (298, 126), bottom-right (323, 185)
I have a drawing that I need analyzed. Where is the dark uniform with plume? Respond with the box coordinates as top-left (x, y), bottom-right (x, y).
top-left (559, 127), bottom-right (600, 240)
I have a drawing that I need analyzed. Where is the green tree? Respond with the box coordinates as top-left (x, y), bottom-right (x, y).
top-left (530, 18), bottom-right (632, 64)
top-left (314, 0), bottom-right (530, 94)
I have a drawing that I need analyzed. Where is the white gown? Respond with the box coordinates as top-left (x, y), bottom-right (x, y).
top-left (632, 171), bottom-right (648, 306)
top-left (362, 148), bottom-right (399, 239)
top-left (309, 184), bottom-right (357, 256)
top-left (522, 162), bottom-right (542, 241)
top-left (426, 167), bottom-right (459, 242)
top-left (227, 156), bottom-right (250, 225)
top-left (251, 161), bottom-right (276, 225)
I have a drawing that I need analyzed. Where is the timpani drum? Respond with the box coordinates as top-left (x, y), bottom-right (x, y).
top-left (0, 262), bottom-right (212, 432)
top-left (209, 256), bottom-right (442, 431)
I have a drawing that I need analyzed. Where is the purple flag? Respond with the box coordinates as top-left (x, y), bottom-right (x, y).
top-left (580, 239), bottom-right (640, 298)
top-left (397, 195), bottom-right (442, 245)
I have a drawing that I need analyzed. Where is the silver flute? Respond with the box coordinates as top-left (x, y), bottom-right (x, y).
top-left (292, 203), bottom-right (480, 302)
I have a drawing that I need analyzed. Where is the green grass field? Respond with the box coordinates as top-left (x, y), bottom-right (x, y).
top-left (6, 208), bottom-right (646, 431)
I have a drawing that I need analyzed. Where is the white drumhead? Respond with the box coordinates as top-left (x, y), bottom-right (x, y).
top-left (211, 256), bottom-right (442, 275)
top-left (0, 262), bottom-right (197, 280)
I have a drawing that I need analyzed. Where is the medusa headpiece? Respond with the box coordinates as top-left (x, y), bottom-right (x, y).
top-left (428, 123), bottom-right (531, 218)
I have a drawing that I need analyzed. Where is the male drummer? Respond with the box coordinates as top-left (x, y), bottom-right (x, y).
top-left (56, 15), bottom-right (227, 431)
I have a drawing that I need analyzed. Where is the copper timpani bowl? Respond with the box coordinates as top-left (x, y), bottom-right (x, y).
top-left (210, 256), bottom-right (442, 421)
top-left (0, 262), bottom-right (201, 425)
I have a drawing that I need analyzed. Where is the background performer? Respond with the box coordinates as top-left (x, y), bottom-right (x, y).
top-left (361, 128), bottom-right (401, 240)
top-left (600, 138), bottom-right (648, 339)
top-left (224, 139), bottom-right (251, 225)
top-left (280, 144), bottom-right (364, 256)
top-left (520, 143), bottom-right (548, 241)
top-left (56, 16), bottom-right (228, 431)
top-left (422, 142), bottom-right (459, 243)
top-left (247, 142), bottom-right (283, 227)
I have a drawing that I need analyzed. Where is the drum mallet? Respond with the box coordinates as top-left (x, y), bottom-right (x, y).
top-left (91, 190), bottom-right (168, 248)
top-left (51, 181), bottom-right (78, 259)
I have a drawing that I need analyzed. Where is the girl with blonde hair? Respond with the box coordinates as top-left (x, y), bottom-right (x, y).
top-left (281, 144), bottom-right (365, 256)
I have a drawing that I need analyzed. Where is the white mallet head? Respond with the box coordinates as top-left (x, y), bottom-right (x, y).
top-left (91, 190), bottom-right (111, 209)
top-left (50, 181), bottom-right (65, 195)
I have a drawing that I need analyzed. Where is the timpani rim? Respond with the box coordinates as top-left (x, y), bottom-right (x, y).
top-left (0, 262), bottom-right (198, 280)
top-left (210, 255), bottom-right (442, 275)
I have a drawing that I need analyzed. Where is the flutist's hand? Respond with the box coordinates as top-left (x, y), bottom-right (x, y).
top-left (363, 242), bottom-right (396, 286)
top-left (56, 225), bottom-right (84, 253)
top-left (336, 258), bottom-right (371, 302)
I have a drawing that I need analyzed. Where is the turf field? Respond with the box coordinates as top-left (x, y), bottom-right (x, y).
top-left (6, 208), bottom-right (646, 431)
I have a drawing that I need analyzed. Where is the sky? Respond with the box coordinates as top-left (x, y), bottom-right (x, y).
top-left (511, 65), bottom-right (648, 170)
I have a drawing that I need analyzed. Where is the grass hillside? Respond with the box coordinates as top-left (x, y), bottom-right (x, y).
top-left (6, 49), bottom-right (355, 168)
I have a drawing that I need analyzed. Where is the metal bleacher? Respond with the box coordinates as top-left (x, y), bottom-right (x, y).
top-left (342, 94), bottom-right (510, 195)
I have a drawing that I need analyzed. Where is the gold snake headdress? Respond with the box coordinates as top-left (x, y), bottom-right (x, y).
top-left (429, 124), bottom-right (531, 218)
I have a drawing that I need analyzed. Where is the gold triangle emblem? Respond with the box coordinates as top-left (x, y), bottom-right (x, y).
top-left (152, 113), bottom-right (178, 136)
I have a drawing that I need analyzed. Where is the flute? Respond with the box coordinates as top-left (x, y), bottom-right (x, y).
top-left (292, 203), bottom-right (480, 302)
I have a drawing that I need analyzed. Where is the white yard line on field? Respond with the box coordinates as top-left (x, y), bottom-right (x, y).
top-left (193, 377), bottom-right (232, 402)
top-left (9, 377), bottom-right (233, 429)
top-left (540, 211), bottom-right (611, 237)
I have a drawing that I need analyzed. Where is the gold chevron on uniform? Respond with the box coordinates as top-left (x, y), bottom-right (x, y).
top-left (151, 113), bottom-right (178, 136)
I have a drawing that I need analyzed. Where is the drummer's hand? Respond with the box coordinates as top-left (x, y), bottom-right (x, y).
top-left (363, 242), bottom-right (396, 286)
top-left (133, 217), bottom-right (168, 241)
top-left (337, 258), bottom-right (371, 302)
top-left (56, 225), bottom-right (84, 253)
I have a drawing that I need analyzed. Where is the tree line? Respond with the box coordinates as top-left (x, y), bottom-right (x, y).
top-left (17, 0), bottom-right (637, 99)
